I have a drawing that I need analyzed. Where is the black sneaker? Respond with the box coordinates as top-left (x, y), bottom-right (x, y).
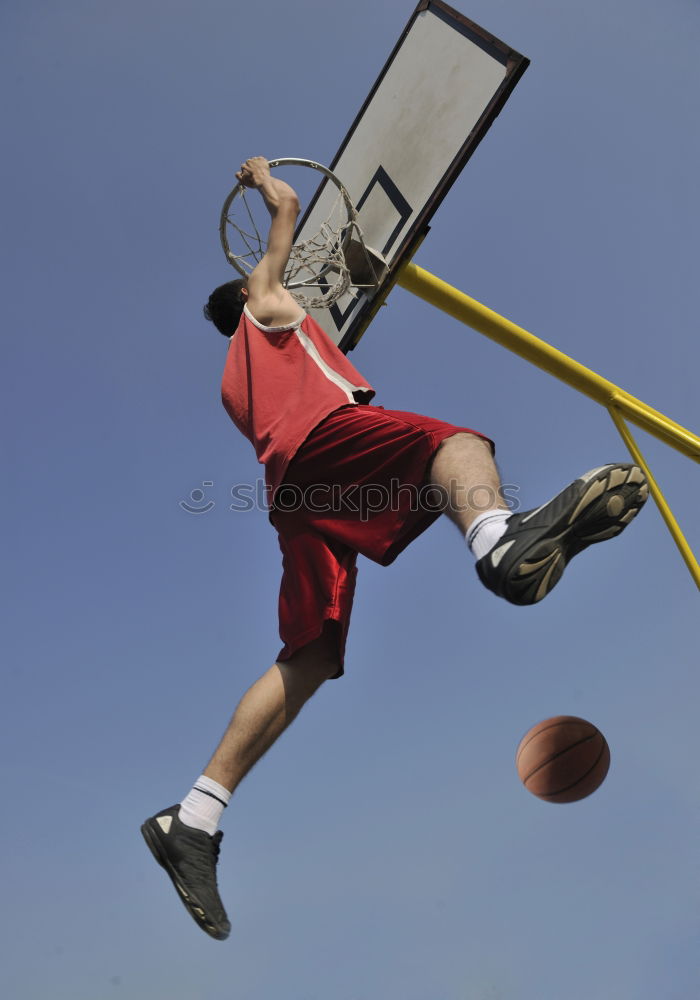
top-left (476, 463), bottom-right (648, 605)
top-left (141, 805), bottom-right (231, 940)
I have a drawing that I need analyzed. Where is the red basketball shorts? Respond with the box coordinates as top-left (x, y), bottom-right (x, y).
top-left (270, 404), bottom-right (493, 677)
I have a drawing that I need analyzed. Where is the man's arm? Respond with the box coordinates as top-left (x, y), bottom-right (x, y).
top-left (237, 157), bottom-right (302, 325)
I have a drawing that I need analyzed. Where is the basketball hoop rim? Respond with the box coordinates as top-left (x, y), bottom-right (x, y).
top-left (219, 158), bottom-right (357, 286)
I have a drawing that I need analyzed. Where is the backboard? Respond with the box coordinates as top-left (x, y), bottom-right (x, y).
top-left (294, 0), bottom-right (529, 352)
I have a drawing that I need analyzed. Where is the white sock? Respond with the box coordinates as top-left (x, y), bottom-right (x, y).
top-left (466, 509), bottom-right (510, 560)
top-left (179, 775), bottom-right (231, 836)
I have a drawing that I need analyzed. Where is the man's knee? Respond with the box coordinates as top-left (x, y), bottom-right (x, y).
top-left (284, 622), bottom-right (343, 686)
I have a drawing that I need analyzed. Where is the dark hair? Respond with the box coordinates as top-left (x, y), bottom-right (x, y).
top-left (203, 279), bottom-right (247, 337)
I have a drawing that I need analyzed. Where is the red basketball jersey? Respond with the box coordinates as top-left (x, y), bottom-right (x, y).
top-left (221, 306), bottom-right (375, 494)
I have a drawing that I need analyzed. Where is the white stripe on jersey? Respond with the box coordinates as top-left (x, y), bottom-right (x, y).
top-left (242, 306), bottom-right (371, 403)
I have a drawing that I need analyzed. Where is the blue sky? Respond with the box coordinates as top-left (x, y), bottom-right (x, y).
top-left (2, 1), bottom-right (698, 998)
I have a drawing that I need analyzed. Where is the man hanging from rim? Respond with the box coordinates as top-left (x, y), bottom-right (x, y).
top-left (141, 157), bottom-right (648, 940)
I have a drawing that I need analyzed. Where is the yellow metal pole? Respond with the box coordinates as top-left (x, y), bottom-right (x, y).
top-left (607, 407), bottom-right (700, 589)
top-left (397, 262), bottom-right (700, 463)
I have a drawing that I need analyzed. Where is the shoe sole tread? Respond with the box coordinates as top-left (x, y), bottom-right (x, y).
top-left (479, 464), bottom-right (648, 604)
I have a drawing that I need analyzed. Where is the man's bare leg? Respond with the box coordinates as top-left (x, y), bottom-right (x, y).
top-left (204, 623), bottom-right (341, 794)
top-left (141, 624), bottom-right (342, 940)
top-left (429, 432), bottom-right (507, 532)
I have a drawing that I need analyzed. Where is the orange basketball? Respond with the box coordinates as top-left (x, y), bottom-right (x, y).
top-left (516, 715), bottom-right (610, 803)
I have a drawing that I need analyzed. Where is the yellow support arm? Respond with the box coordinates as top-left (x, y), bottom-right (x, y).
top-left (396, 261), bottom-right (699, 589)
top-left (397, 262), bottom-right (700, 462)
